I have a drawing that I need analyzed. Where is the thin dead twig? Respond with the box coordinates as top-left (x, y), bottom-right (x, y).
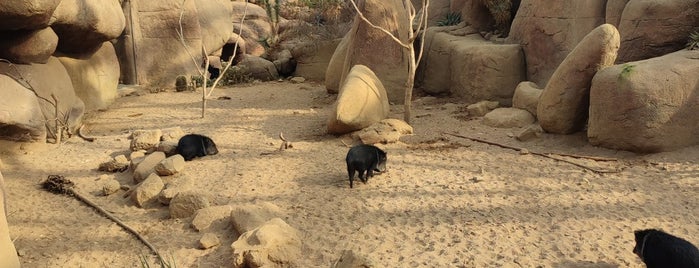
top-left (443, 132), bottom-right (622, 174)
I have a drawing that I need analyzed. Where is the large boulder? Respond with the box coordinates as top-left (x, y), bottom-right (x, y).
top-left (195, 0), bottom-right (233, 57)
top-left (508, 0), bottom-right (607, 86)
top-left (231, 1), bottom-right (272, 57)
top-left (238, 55), bottom-right (279, 81)
top-left (339, 0), bottom-right (412, 103)
top-left (325, 35), bottom-right (350, 94)
top-left (616, 0), bottom-right (699, 63)
top-left (231, 218), bottom-right (302, 268)
top-left (0, 171), bottom-right (21, 268)
top-left (417, 29), bottom-right (525, 105)
top-left (291, 39), bottom-right (341, 82)
top-left (327, 65), bottom-right (390, 134)
top-left (0, 75), bottom-right (47, 141)
top-left (605, 0), bottom-right (630, 27)
top-left (537, 24), bottom-right (620, 134)
top-left (0, 27), bottom-right (58, 64)
top-left (588, 50), bottom-right (699, 153)
top-left (0, 57), bottom-right (85, 141)
top-left (50, 0), bottom-right (125, 56)
top-left (0, 0), bottom-right (61, 30)
top-left (57, 42), bottom-right (119, 111)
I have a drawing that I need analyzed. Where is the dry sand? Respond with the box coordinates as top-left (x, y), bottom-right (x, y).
top-left (1, 81), bottom-right (697, 267)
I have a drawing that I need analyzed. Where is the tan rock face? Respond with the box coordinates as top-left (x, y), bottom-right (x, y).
top-left (0, 0), bottom-right (61, 30)
top-left (327, 65), bottom-right (390, 134)
top-left (0, 172), bottom-right (20, 268)
top-left (508, 0), bottom-right (607, 86)
top-left (616, 0), bottom-right (699, 63)
top-left (0, 28), bottom-right (58, 64)
top-left (0, 74), bottom-right (47, 141)
top-left (292, 39), bottom-right (341, 82)
top-left (325, 35), bottom-right (350, 94)
top-left (537, 24), bottom-right (620, 134)
top-left (339, 0), bottom-right (412, 103)
top-left (512, 81), bottom-right (541, 117)
top-left (231, 1), bottom-right (272, 57)
top-left (588, 50), bottom-right (699, 153)
top-left (50, 0), bottom-right (125, 55)
top-left (57, 42), bottom-right (119, 111)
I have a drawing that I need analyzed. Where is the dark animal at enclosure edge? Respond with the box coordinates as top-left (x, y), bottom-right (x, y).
top-left (633, 229), bottom-right (699, 268)
top-left (176, 134), bottom-right (219, 161)
top-left (345, 144), bottom-right (387, 188)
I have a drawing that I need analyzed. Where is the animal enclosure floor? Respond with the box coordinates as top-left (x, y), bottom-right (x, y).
top-left (2, 81), bottom-right (697, 267)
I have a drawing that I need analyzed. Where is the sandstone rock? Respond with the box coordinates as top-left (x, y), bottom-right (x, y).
top-left (482, 108), bottom-right (535, 128)
top-left (156, 140), bottom-right (179, 156)
top-left (605, 0), bottom-right (630, 27)
top-left (231, 202), bottom-right (284, 235)
top-left (0, 57), bottom-right (85, 141)
top-left (102, 178), bottom-right (122, 196)
top-left (192, 205), bottom-right (233, 232)
top-left (131, 173), bottom-right (165, 208)
top-left (327, 65), bottom-right (390, 134)
top-left (512, 81), bottom-right (542, 116)
top-left (130, 150), bottom-right (146, 160)
top-left (57, 42), bottom-right (119, 111)
top-left (616, 0), bottom-right (699, 63)
top-left (350, 119), bottom-right (413, 144)
top-left (195, 0), bottom-right (233, 59)
top-left (466, 100), bottom-right (499, 117)
top-left (0, 74), bottom-right (47, 141)
top-left (0, 28), bottom-right (58, 64)
top-left (271, 49), bottom-right (295, 77)
top-left (332, 250), bottom-right (376, 268)
top-left (588, 50), bottom-right (699, 152)
top-left (158, 176), bottom-right (194, 205)
top-left (50, 0), bottom-right (125, 55)
top-left (231, 218), bottom-right (302, 268)
top-left (0, 171), bottom-right (20, 268)
top-left (130, 129), bottom-right (163, 151)
top-left (325, 35), bottom-right (350, 94)
top-left (537, 24), bottom-right (620, 134)
top-left (0, 0), bottom-right (60, 30)
top-left (290, 77), bottom-right (305, 84)
top-left (231, 1), bottom-right (271, 57)
top-left (98, 155), bottom-right (130, 173)
top-left (515, 124), bottom-right (543, 142)
top-left (160, 127), bottom-right (185, 141)
top-left (170, 191), bottom-right (210, 218)
top-left (199, 233), bottom-right (221, 249)
top-left (508, 0), bottom-right (607, 86)
top-left (292, 39), bottom-right (341, 82)
top-left (154, 154), bottom-right (185, 176)
top-left (339, 0), bottom-right (411, 102)
top-left (238, 55), bottom-right (279, 81)
top-left (133, 151), bottom-right (166, 183)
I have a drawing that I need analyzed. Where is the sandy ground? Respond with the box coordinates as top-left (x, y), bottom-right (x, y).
top-left (1, 81), bottom-right (697, 267)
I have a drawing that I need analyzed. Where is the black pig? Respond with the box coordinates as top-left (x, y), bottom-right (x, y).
top-left (177, 134), bottom-right (219, 161)
top-left (345, 144), bottom-right (387, 188)
top-left (633, 229), bottom-right (699, 268)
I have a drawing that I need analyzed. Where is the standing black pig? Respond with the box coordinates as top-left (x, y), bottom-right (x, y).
top-left (177, 134), bottom-right (219, 161)
top-left (633, 229), bottom-right (699, 268)
top-left (345, 144), bottom-right (387, 188)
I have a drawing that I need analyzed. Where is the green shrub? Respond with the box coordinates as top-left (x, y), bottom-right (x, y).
top-left (687, 31), bottom-right (699, 50)
top-left (437, 12), bottom-right (462, 27)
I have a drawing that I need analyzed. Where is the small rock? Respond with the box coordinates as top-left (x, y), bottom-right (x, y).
top-left (158, 176), bottom-right (194, 205)
top-left (231, 202), bottom-right (284, 234)
top-left (519, 149), bottom-right (530, 155)
top-left (102, 179), bottom-right (122, 196)
top-left (332, 249), bottom-right (376, 268)
top-left (133, 151), bottom-right (166, 183)
top-left (290, 77), bottom-right (305, 83)
top-left (131, 173), bottom-right (165, 208)
top-left (170, 191), bottom-right (210, 218)
top-left (130, 129), bottom-right (162, 151)
top-left (466, 101), bottom-right (499, 117)
top-left (130, 150), bottom-right (146, 160)
top-left (199, 233), bottom-right (220, 249)
top-left (516, 124), bottom-right (543, 142)
top-left (231, 218), bottom-right (301, 268)
top-left (192, 205), bottom-right (233, 232)
top-left (156, 140), bottom-right (178, 156)
top-left (154, 154), bottom-right (185, 176)
top-left (98, 155), bottom-right (130, 172)
top-left (482, 108), bottom-right (535, 128)
top-left (160, 127), bottom-right (185, 141)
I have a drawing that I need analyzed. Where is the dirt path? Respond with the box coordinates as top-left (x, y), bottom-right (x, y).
top-left (2, 81), bottom-right (697, 267)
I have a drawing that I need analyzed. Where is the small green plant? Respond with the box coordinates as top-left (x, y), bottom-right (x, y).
top-left (437, 12), bottom-right (462, 27)
top-left (618, 63), bottom-right (635, 80)
top-left (220, 65), bottom-right (254, 85)
top-left (687, 31), bottom-right (699, 50)
top-left (175, 75), bottom-right (188, 92)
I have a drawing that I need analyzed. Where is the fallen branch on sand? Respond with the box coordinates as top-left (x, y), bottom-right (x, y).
top-left (41, 175), bottom-right (166, 263)
top-left (443, 132), bottom-right (623, 174)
